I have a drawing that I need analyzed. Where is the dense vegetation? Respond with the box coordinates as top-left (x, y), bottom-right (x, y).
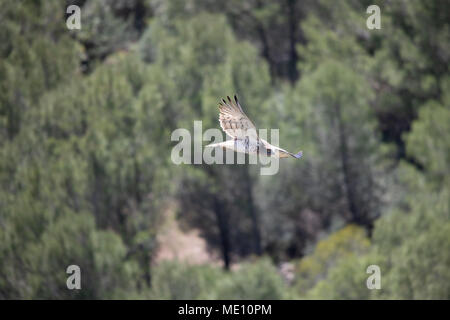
top-left (0, 0), bottom-right (449, 299)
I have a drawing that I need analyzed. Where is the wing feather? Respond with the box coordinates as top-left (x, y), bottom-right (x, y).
top-left (218, 95), bottom-right (258, 140)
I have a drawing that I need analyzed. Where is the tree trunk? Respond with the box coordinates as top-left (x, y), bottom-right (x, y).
top-left (286, 0), bottom-right (300, 83)
top-left (243, 166), bottom-right (262, 255)
top-left (213, 197), bottom-right (231, 270)
top-left (335, 103), bottom-right (361, 224)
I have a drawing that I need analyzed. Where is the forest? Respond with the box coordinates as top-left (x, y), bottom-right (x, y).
top-left (0, 0), bottom-right (449, 299)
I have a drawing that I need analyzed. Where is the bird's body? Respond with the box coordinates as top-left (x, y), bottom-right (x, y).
top-left (207, 138), bottom-right (263, 155)
top-left (206, 95), bottom-right (303, 159)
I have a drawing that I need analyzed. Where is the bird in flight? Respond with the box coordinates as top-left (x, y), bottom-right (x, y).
top-left (206, 95), bottom-right (303, 159)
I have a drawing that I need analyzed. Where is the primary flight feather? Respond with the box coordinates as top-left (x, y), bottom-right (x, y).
top-left (206, 95), bottom-right (303, 159)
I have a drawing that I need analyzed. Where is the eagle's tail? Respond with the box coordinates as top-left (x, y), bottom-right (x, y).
top-left (290, 150), bottom-right (303, 159)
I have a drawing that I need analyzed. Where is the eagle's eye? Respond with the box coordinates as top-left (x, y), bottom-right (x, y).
top-left (266, 149), bottom-right (272, 156)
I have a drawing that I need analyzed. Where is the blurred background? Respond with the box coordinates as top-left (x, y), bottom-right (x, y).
top-left (0, 0), bottom-right (449, 299)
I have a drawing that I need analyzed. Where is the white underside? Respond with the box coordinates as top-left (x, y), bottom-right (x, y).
top-left (206, 139), bottom-right (260, 154)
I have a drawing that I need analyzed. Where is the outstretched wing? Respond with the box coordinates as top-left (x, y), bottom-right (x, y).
top-left (218, 95), bottom-right (259, 140)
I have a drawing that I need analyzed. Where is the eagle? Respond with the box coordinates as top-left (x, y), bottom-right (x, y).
top-left (206, 95), bottom-right (303, 159)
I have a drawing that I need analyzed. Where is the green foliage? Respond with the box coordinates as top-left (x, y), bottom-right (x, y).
top-left (150, 262), bottom-right (222, 299)
top-left (405, 101), bottom-right (450, 189)
top-left (216, 258), bottom-right (288, 300)
top-left (150, 258), bottom-right (288, 300)
top-left (0, 211), bottom-right (144, 299)
top-left (298, 0), bottom-right (450, 155)
top-left (0, 0), bottom-right (80, 141)
top-left (296, 61), bottom-right (450, 298)
top-left (77, 0), bottom-right (138, 61)
top-left (305, 253), bottom-right (384, 300)
top-left (294, 225), bottom-right (371, 295)
top-left (296, 60), bottom-right (385, 228)
top-left (0, 0), bottom-right (448, 300)
top-left (384, 222), bottom-right (450, 299)
top-left (0, 3), bottom-right (165, 298)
